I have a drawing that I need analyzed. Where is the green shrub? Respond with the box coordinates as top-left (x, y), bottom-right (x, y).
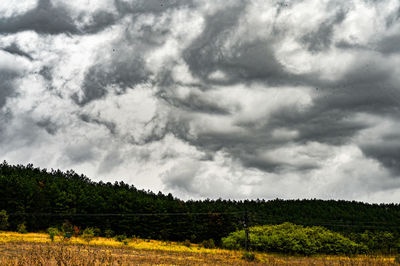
top-left (242, 252), bottom-right (256, 262)
top-left (201, 239), bottom-right (216, 249)
top-left (92, 227), bottom-right (101, 237)
top-left (0, 210), bottom-right (8, 230)
top-left (183, 239), bottom-right (191, 247)
top-left (105, 229), bottom-right (114, 238)
top-left (17, 223), bottom-right (27, 234)
top-left (222, 223), bottom-right (366, 256)
top-left (47, 227), bottom-right (59, 242)
top-left (82, 227), bottom-right (95, 243)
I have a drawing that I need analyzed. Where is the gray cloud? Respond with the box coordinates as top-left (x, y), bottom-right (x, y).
top-left (0, 0), bottom-right (78, 35)
top-left (301, 9), bottom-right (347, 52)
top-left (79, 114), bottom-right (116, 135)
top-left (0, 0), bottom-right (117, 35)
top-left (1, 43), bottom-right (33, 60)
top-left (114, 0), bottom-right (195, 15)
top-left (378, 34), bottom-right (400, 54)
top-left (181, 3), bottom-right (292, 86)
top-left (36, 118), bottom-right (58, 135)
top-left (361, 136), bottom-right (400, 175)
top-left (0, 71), bottom-right (19, 108)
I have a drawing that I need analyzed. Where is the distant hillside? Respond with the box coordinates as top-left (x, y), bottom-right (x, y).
top-left (1, 161), bottom-right (400, 243)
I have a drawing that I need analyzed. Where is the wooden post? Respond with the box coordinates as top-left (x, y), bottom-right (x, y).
top-left (244, 210), bottom-right (249, 251)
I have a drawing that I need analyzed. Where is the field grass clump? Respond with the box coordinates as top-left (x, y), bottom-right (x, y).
top-left (47, 227), bottom-right (59, 242)
top-left (222, 222), bottom-right (367, 256)
top-left (242, 251), bottom-right (256, 262)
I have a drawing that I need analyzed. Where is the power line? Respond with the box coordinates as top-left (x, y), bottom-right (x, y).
top-left (7, 211), bottom-right (400, 229)
top-left (7, 211), bottom-right (246, 217)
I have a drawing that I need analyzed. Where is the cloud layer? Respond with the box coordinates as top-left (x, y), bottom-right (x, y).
top-left (1, 0), bottom-right (400, 202)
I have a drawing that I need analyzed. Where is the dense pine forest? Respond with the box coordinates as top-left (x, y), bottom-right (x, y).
top-left (1, 161), bottom-right (400, 253)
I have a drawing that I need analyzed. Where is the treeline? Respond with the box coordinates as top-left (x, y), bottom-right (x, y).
top-left (1, 161), bottom-right (400, 251)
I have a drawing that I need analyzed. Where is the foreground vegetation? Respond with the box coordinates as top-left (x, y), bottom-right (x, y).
top-left (223, 223), bottom-right (366, 255)
top-left (0, 232), bottom-right (397, 265)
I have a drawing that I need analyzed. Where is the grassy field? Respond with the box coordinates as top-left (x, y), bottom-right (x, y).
top-left (0, 231), bottom-right (397, 265)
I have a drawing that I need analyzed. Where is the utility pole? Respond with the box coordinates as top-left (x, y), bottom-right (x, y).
top-left (244, 210), bottom-right (249, 251)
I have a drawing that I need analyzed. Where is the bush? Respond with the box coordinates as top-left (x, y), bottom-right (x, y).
top-left (17, 223), bottom-right (27, 234)
top-left (183, 239), bottom-right (191, 247)
top-left (0, 210), bottom-right (8, 230)
top-left (115, 234), bottom-right (127, 242)
top-left (222, 223), bottom-right (366, 256)
top-left (242, 252), bottom-right (256, 262)
top-left (395, 255), bottom-right (400, 264)
top-left (47, 227), bottom-right (59, 242)
top-left (82, 227), bottom-right (95, 243)
top-left (201, 239), bottom-right (216, 249)
top-left (93, 227), bottom-right (101, 237)
top-left (61, 221), bottom-right (73, 234)
top-left (105, 229), bottom-right (114, 238)
top-left (349, 231), bottom-right (398, 253)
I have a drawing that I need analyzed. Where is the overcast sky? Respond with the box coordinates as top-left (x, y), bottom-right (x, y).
top-left (1, 0), bottom-right (400, 202)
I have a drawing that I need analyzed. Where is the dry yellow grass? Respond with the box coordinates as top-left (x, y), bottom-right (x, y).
top-left (0, 231), bottom-right (397, 265)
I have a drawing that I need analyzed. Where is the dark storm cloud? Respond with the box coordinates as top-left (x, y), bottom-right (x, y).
top-left (1, 43), bottom-right (33, 60)
top-left (182, 3), bottom-right (290, 85)
top-left (158, 90), bottom-right (232, 115)
top-left (0, 71), bottom-right (19, 108)
top-left (72, 56), bottom-right (149, 105)
top-left (301, 9), bottom-right (347, 52)
top-left (114, 0), bottom-right (195, 15)
top-left (39, 66), bottom-right (53, 81)
top-left (161, 41), bottom-right (399, 174)
top-left (0, 0), bottom-right (117, 35)
top-left (360, 133), bottom-right (400, 174)
top-left (64, 144), bottom-right (96, 164)
top-left (80, 10), bottom-right (117, 34)
top-left (36, 119), bottom-right (58, 135)
top-left (324, 58), bottom-right (400, 115)
top-left (79, 114), bottom-right (116, 134)
top-left (98, 150), bottom-right (124, 174)
top-left (0, 0), bottom-right (78, 35)
top-left (377, 34), bottom-right (400, 54)
top-left (0, 108), bottom-right (13, 140)
top-left (182, 4), bottom-right (245, 81)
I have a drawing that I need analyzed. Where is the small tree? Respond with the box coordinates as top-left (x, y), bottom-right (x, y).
top-left (47, 227), bottom-right (59, 242)
top-left (17, 223), bottom-right (27, 234)
top-left (0, 210), bottom-right (8, 230)
top-left (73, 225), bottom-right (81, 237)
top-left (61, 220), bottom-right (73, 239)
